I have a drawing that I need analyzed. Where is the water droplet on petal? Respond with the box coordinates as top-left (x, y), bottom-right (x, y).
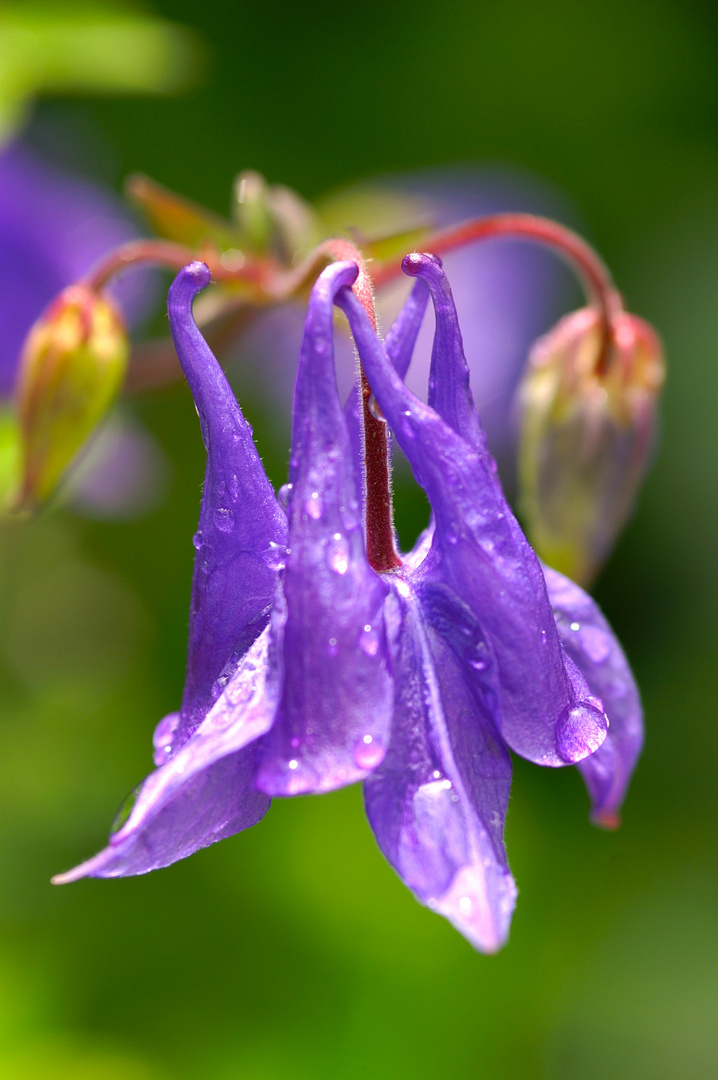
top-left (359, 624), bottom-right (379, 656)
top-left (570, 622), bottom-right (580, 632)
top-left (110, 783), bottom-right (143, 837)
top-left (192, 530), bottom-right (203, 550)
top-left (213, 507), bottom-right (235, 533)
top-left (327, 533), bottom-right (349, 574)
top-left (353, 735), bottom-right (384, 770)
top-left (556, 702), bottom-right (607, 763)
top-left (153, 711), bottom-right (180, 765)
top-left (211, 673), bottom-right (230, 700)
top-left (228, 473), bottom-right (241, 499)
top-left (263, 540), bottom-right (287, 572)
top-left (368, 395), bottom-right (386, 422)
top-left (288, 759), bottom-right (299, 770)
top-left (305, 491), bottom-right (323, 519)
top-left (278, 482), bottom-right (293, 511)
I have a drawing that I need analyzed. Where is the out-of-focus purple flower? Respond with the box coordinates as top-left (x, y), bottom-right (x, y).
top-left (0, 142), bottom-right (152, 395)
top-left (54, 256), bottom-right (640, 953)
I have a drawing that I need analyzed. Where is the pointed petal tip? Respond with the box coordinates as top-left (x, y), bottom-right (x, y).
top-left (592, 809), bottom-right (622, 830)
top-left (428, 866), bottom-right (516, 954)
top-left (51, 857), bottom-right (98, 885)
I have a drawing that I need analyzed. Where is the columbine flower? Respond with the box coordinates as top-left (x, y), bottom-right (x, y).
top-left (54, 254), bottom-right (642, 954)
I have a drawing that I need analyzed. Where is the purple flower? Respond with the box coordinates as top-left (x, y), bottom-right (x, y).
top-left (55, 256), bottom-right (641, 952)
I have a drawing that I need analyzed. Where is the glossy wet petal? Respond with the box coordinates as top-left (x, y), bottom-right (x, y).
top-left (53, 627), bottom-right (277, 881)
top-left (403, 252), bottom-right (485, 451)
top-left (256, 262), bottom-right (392, 795)
top-left (168, 262), bottom-right (287, 742)
top-left (543, 564), bottom-right (643, 826)
top-left (343, 276), bottom-right (429, 501)
top-left (364, 580), bottom-right (516, 952)
top-left (338, 286), bottom-right (607, 768)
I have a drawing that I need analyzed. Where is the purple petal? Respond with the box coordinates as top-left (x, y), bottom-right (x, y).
top-left (338, 287), bottom-right (607, 768)
top-left (53, 627), bottom-right (277, 881)
top-left (255, 263), bottom-right (393, 795)
top-left (343, 276), bottom-right (429, 501)
top-left (543, 564), bottom-right (643, 826)
top-left (364, 579), bottom-right (516, 953)
top-left (403, 252), bottom-right (486, 452)
top-left (167, 263), bottom-right (287, 742)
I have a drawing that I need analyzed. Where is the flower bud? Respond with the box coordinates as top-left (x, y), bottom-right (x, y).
top-left (12, 284), bottom-right (129, 513)
top-left (517, 306), bottom-right (665, 586)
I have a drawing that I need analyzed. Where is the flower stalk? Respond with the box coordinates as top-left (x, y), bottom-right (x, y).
top-left (75, 212), bottom-right (628, 574)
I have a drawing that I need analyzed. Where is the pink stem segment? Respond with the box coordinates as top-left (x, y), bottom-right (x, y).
top-left (374, 213), bottom-right (621, 375)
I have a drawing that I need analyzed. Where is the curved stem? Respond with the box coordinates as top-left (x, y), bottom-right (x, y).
top-left (373, 213), bottom-right (622, 375)
top-left (83, 239), bottom-right (269, 292)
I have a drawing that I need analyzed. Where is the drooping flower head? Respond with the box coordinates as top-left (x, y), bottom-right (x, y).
top-left (54, 254), bottom-right (642, 953)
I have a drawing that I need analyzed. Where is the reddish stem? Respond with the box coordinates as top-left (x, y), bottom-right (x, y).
top-left (373, 213), bottom-right (621, 376)
top-left (83, 239), bottom-right (269, 292)
top-left (320, 239), bottom-right (401, 573)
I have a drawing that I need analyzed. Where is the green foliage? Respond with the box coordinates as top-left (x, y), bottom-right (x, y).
top-left (0, 1), bottom-right (201, 143)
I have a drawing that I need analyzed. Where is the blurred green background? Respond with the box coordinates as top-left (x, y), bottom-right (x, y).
top-left (2, 1), bottom-right (718, 1077)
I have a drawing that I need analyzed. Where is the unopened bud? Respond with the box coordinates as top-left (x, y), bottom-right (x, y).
top-left (517, 306), bottom-right (665, 586)
top-left (12, 284), bottom-right (129, 513)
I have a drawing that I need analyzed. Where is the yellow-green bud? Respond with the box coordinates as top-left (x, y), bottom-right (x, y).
top-left (517, 306), bottom-right (665, 586)
top-left (11, 284), bottom-right (128, 513)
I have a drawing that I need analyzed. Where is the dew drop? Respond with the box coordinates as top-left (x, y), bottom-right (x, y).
top-left (359, 624), bottom-right (379, 656)
top-left (327, 636), bottom-right (338, 656)
top-left (327, 533), bottom-right (349, 575)
top-left (353, 735), bottom-right (384, 770)
top-left (110, 783), bottom-right (143, 837)
top-left (211, 673), bottom-right (230, 700)
top-left (305, 491), bottom-right (323, 519)
top-left (192, 530), bottom-right (203, 550)
top-left (368, 395), bottom-right (386, 422)
top-left (556, 702), bottom-right (607, 763)
top-left (288, 759), bottom-right (299, 770)
top-left (263, 540), bottom-right (287, 572)
top-left (228, 473), bottom-right (241, 499)
top-left (278, 482), bottom-right (293, 511)
top-left (458, 896), bottom-right (472, 914)
top-left (153, 711), bottom-right (180, 765)
top-left (213, 507), bottom-right (235, 533)
top-left (570, 622), bottom-right (580, 632)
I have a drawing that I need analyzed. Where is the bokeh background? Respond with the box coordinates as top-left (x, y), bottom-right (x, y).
top-left (2, 1), bottom-right (718, 1077)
